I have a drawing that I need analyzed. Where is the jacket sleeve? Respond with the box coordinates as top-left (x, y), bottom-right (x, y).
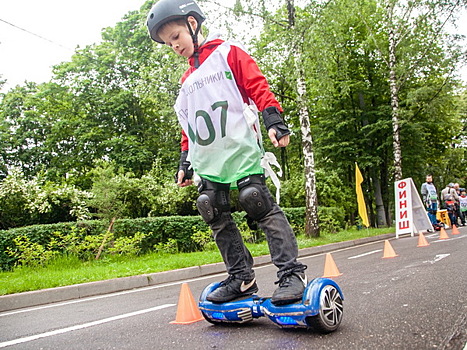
top-left (227, 45), bottom-right (282, 113)
top-left (421, 184), bottom-right (427, 201)
top-left (180, 130), bottom-right (189, 152)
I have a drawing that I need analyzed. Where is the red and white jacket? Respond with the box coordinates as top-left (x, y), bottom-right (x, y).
top-left (179, 34), bottom-right (282, 151)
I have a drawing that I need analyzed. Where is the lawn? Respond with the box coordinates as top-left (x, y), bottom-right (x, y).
top-left (0, 227), bottom-right (394, 295)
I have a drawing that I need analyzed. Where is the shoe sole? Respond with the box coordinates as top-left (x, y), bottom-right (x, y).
top-left (207, 288), bottom-right (259, 304)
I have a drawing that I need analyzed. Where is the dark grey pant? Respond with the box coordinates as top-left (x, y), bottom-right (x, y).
top-left (198, 177), bottom-right (306, 281)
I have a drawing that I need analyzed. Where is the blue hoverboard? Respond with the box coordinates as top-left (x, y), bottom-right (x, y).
top-left (199, 278), bottom-right (343, 333)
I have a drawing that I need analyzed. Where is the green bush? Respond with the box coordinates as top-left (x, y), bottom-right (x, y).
top-left (154, 238), bottom-right (179, 254)
top-left (50, 228), bottom-right (109, 260)
top-left (0, 207), bottom-right (346, 271)
top-left (318, 207), bottom-right (346, 233)
top-left (191, 227), bottom-right (216, 251)
top-left (108, 232), bottom-right (147, 256)
top-left (6, 236), bottom-right (57, 267)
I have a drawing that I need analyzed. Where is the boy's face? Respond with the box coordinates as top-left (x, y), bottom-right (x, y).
top-left (158, 21), bottom-right (195, 59)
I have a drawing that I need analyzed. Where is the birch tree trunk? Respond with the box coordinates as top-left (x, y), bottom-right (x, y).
top-left (297, 71), bottom-right (320, 237)
top-left (286, 0), bottom-right (320, 236)
top-left (388, 24), bottom-right (403, 181)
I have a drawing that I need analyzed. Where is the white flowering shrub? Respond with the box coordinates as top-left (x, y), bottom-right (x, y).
top-left (0, 168), bottom-right (49, 214)
top-left (0, 168), bottom-right (93, 229)
top-left (47, 184), bottom-right (94, 221)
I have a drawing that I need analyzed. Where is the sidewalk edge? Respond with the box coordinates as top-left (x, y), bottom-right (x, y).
top-left (0, 232), bottom-right (395, 313)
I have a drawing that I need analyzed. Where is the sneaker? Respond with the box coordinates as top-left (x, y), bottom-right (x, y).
top-left (207, 275), bottom-right (258, 303)
top-left (271, 272), bottom-right (307, 306)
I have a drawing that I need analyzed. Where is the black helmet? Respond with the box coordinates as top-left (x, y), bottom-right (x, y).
top-left (147, 0), bottom-right (206, 43)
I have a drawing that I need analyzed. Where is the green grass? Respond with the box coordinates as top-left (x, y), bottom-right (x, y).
top-left (0, 227), bottom-right (393, 296)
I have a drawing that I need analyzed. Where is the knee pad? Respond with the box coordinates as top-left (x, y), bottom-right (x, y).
top-left (238, 177), bottom-right (273, 221)
top-left (197, 194), bottom-right (217, 224)
top-left (196, 180), bottom-right (230, 224)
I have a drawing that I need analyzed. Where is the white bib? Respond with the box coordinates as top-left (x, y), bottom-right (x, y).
top-left (174, 42), bottom-right (264, 185)
top-left (425, 183), bottom-right (437, 201)
top-left (460, 196), bottom-right (467, 212)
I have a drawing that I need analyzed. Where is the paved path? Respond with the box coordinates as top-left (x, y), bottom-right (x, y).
top-left (0, 229), bottom-right (466, 349)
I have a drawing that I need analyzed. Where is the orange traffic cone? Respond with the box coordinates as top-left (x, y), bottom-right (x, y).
top-left (382, 240), bottom-right (398, 258)
top-left (170, 283), bottom-right (204, 325)
top-left (417, 232), bottom-right (430, 247)
top-left (439, 227), bottom-right (449, 240)
top-left (451, 224), bottom-right (460, 235)
top-left (322, 253), bottom-right (342, 278)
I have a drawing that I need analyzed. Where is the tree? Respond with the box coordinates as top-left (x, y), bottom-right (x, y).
top-left (381, 0), bottom-right (465, 181)
top-left (0, 5), bottom-right (186, 185)
top-left (301, 0), bottom-right (464, 226)
top-left (286, 0), bottom-right (320, 236)
top-left (1, 0), bottom-right (466, 230)
top-left (224, 0), bottom-right (321, 236)
top-left (0, 83), bottom-right (56, 178)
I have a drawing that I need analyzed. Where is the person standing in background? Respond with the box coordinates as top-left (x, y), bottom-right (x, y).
top-left (440, 183), bottom-right (459, 226)
top-left (458, 189), bottom-right (467, 226)
top-left (421, 175), bottom-right (439, 226)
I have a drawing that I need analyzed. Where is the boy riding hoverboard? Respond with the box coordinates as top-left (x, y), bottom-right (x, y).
top-left (146, 0), bottom-right (343, 331)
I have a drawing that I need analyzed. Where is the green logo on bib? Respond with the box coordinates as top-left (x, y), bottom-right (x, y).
top-left (225, 71), bottom-right (233, 80)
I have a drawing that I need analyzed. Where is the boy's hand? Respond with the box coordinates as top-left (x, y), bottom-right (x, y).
top-left (262, 107), bottom-right (290, 147)
top-left (268, 128), bottom-right (290, 147)
top-left (176, 150), bottom-right (193, 187)
top-left (177, 170), bottom-right (193, 187)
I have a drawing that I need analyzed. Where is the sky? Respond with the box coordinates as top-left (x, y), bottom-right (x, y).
top-left (0, 1), bottom-right (466, 94)
top-left (0, 0), bottom-right (146, 92)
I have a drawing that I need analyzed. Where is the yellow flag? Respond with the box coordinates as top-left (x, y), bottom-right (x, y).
top-left (355, 163), bottom-right (370, 227)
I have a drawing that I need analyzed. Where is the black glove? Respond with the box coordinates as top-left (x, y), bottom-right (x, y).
top-left (175, 150), bottom-right (193, 183)
top-left (262, 106), bottom-right (290, 141)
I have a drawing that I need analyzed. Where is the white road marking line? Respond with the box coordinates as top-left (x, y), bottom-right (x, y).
top-left (423, 254), bottom-right (450, 265)
top-left (431, 234), bottom-right (467, 244)
top-left (0, 273), bottom-right (222, 317)
top-left (0, 304), bottom-right (175, 348)
top-left (0, 237), bottom-right (398, 317)
top-left (424, 233), bottom-right (439, 238)
top-left (347, 250), bottom-right (382, 260)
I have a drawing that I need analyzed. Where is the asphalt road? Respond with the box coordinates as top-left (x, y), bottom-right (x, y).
top-left (1, 229), bottom-right (466, 350)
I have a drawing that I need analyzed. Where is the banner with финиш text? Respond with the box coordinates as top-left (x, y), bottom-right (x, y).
top-left (394, 178), bottom-right (432, 238)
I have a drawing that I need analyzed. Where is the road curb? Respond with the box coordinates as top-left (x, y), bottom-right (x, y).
top-left (0, 232), bottom-right (395, 313)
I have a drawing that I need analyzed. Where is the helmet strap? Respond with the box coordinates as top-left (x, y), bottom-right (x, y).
top-left (186, 17), bottom-right (201, 68)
